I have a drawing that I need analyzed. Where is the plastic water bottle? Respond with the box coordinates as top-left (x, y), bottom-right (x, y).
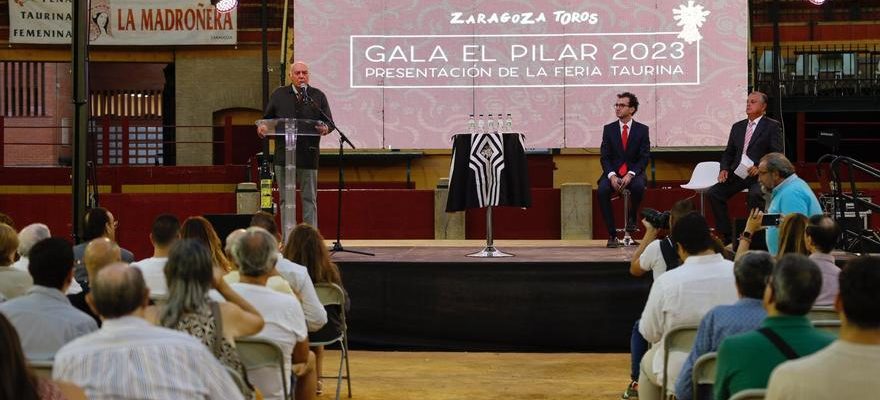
top-left (467, 114), bottom-right (476, 134)
top-left (487, 113), bottom-right (496, 133)
top-left (477, 114), bottom-right (485, 134)
top-left (505, 113), bottom-right (513, 132)
top-left (496, 114), bottom-right (504, 133)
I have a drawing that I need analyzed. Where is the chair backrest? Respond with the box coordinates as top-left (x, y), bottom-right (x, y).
top-left (310, 282), bottom-right (348, 346)
top-left (28, 360), bottom-right (53, 379)
top-left (224, 365), bottom-right (248, 397)
top-left (235, 337), bottom-right (289, 400)
top-left (807, 305), bottom-right (839, 321)
top-left (812, 319), bottom-right (841, 335)
top-left (315, 282), bottom-right (346, 308)
top-left (692, 352), bottom-right (717, 400)
top-left (729, 388), bottom-right (767, 400)
top-left (662, 325), bottom-right (700, 397)
top-left (681, 161), bottom-right (721, 190)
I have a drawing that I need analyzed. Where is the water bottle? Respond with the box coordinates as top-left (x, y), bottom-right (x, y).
top-left (496, 114), bottom-right (504, 133)
top-left (467, 114), bottom-right (476, 134)
top-left (505, 113), bottom-right (513, 132)
top-left (477, 114), bottom-right (485, 134)
top-left (487, 113), bottom-right (496, 133)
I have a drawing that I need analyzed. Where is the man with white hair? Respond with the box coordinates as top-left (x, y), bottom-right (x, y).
top-left (12, 223), bottom-right (50, 272)
top-left (230, 227), bottom-right (316, 400)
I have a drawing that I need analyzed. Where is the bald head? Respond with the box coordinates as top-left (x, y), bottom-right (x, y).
top-left (91, 263), bottom-right (148, 319)
top-left (84, 238), bottom-right (121, 280)
top-left (289, 61), bottom-right (311, 87)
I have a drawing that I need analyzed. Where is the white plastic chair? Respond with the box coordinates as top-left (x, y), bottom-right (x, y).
top-left (681, 162), bottom-right (720, 215)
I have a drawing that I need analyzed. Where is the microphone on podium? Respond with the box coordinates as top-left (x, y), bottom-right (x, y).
top-left (299, 83), bottom-right (310, 101)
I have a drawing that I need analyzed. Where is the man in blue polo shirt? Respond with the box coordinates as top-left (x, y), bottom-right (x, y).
top-left (756, 153), bottom-right (822, 255)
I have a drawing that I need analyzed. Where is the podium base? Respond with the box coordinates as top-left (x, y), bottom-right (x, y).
top-left (466, 245), bottom-right (514, 258)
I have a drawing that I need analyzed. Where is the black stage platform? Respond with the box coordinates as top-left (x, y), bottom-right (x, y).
top-left (331, 242), bottom-right (650, 352)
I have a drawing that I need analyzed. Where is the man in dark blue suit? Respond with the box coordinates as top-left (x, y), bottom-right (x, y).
top-left (708, 91), bottom-right (784, 244)
top-left (598, 92), bottom-right (651, 248)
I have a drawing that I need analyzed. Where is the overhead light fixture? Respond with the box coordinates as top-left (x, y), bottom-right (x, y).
top-left (211, 0), bottom-right (238, 13)
top-left (808, 0), bottom-right (826, 5)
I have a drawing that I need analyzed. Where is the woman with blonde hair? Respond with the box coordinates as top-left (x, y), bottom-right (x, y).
top-left (282, 224), bottom-right (345, 396)
top-left (180, 216), bottom-right (232, 272)
top-left (776, 213), bottom-right (810, 259)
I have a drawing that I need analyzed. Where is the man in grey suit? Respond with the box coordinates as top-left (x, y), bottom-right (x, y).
top-left (708, 91), bottom-right (783, 244)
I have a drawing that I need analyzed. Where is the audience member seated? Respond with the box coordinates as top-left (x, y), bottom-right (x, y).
top-left (158, 238), bottom-right (264, 399)
top-left (253, 212), bottom-right (327, 332)
top-left (756, 153), bottom-right (823, 256)
top-left (131, 214), bottom-right (180, 299)
top-left (0, 313), bottom-right (86, 400)
top-left (804, 214), bottom-right (841, 306)
top-left (637, 212), bottom-right (738, 400)
top-left (736, 211), bottom-right (809, 262)
top-left (714, 254), bottom-right (834, 399)
top-left (230, 227), bottom-right (316, 400)
top-left (283, 223), bottom-right (349, 396)
top-left (0, 238), bottom-right (98, 360)
top-left (621, 199), bottom-right (693, 399)
top-left (0, 211), bottom-right (15, 229)
top-left (766, 255), bottom-right (880, 399)
top-left (181, 216), bottom-right (233, 272)
top-left (224, 229), bottom-right (296, 296)
top-left (53, 264), bottom-right (243, 399)
top-left (12, 223), bottom-right (50, 272)
top-left (72, 207), bottom-right (134, 287)
top-left (67, 238), bottom-right (122, 325)
top-left (0, 223), bottom-right (32, 299)
top-left (674, 251), bottom-right (774, 400)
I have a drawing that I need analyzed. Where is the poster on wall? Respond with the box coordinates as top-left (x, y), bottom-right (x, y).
top-left (295, 0), bottom-right (748, 149)
top-left (9, 0), bottom-right (236, 45)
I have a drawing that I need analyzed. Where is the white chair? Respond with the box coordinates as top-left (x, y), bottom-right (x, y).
top-left (661, 325), bottom-right (700, 399)
top-left (692, 352), bottom-right (718, 400)
top-left (28, 360), bottom-right (53, 379)
top-left (236, 337), bottom-right (290, 400)
top-left (310, 282), bottom-right (352, 400)
top-left (681, 162), bottom-right (720, 215)
top-left (729, 388), bottom-right (767, 400)
top-left (807, 305), bottom-right (838, 321)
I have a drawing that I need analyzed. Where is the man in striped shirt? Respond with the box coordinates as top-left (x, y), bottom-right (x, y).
top-left (54, 263), bottom-right (244, 400)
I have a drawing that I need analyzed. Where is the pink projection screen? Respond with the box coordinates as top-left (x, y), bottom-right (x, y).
top-left (294, 0), bottom-right (747, 149)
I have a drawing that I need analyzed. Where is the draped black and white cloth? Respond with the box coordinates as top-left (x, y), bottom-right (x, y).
top-left (446, 132), bottom-right (531, 212)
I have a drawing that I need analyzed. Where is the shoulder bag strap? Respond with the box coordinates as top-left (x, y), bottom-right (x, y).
top-left (757, 327), bottom-right (799, 360)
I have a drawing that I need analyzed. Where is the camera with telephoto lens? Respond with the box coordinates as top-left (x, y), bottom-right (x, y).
top-left (642, 208), bottom-right (670, 230)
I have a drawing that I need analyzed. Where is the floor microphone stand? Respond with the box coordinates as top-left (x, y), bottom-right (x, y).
top-left (302, 95), bottom-right (373, 256)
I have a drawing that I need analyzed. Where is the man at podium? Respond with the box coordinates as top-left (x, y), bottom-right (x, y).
top-left (257, 61), bottom-right (334, 229)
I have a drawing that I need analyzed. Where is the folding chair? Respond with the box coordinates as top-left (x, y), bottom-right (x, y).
top-left (661, 325), bottom-right (699, 399)
top-left (28, 360), bottom-right (53, 379)
top-left (729, 388), bottom-right (767, 400)
top-left (812, 319), bottom-right (842, 335)
top-left (236, 337), bottom-right (290, 400)
top-left (224, 365), bottom-right (249, 399)
top-left (692, 352), bottom-right (717, 400)
top-left (681, 161), bottom-right (721, 215)
top-left (310, 282), bottom-right (351, 400)
top-left (807, 305), bottom-right (838, 321)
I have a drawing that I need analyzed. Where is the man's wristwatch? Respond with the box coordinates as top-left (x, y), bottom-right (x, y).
top-left (740, 231), bottom-right (752, 241)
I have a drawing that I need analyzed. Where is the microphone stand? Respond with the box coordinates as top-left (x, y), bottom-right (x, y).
top-left (301, 93), bottom-right (373, 256)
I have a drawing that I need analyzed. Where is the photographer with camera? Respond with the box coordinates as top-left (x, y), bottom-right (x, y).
top-left (629, 200), bottom-right (695, 278)
top-left (621, 199), bottom-right (694, 399)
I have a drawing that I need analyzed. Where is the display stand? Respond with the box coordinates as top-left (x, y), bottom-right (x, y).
top-left (446, 132), bottom-right (531, 258)
top-left (256, 118), bottom-right (321, 243)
